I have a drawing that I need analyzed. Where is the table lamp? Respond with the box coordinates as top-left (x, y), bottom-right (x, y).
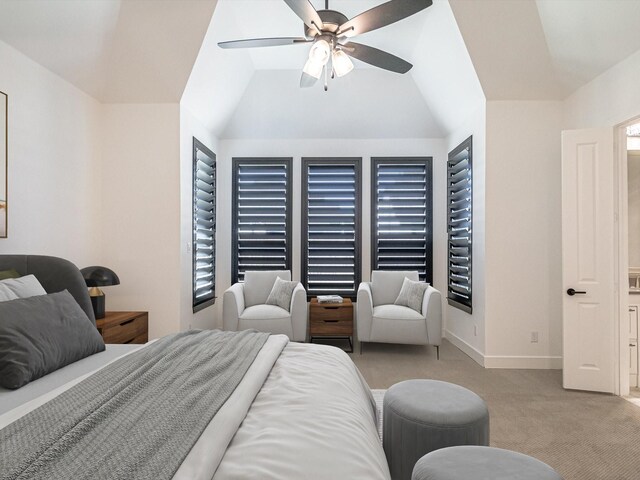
top-left (80, 266), bottom-right (120, 319)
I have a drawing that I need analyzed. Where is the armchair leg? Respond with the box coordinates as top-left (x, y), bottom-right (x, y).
top-left (359, 341), bottom-right (363, 355)
top-left (435, 345), bottom-right (440, 360)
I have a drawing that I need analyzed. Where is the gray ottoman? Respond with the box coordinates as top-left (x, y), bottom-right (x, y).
top-left (412, 446), bottom-right (563, 480)
top-left (383, 380), bottom-right (489, 480)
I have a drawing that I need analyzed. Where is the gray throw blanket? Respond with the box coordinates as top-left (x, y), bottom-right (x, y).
top-left (0, 329), bottom-right (269, 480)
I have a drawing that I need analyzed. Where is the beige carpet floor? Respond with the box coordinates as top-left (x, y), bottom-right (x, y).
top-left (347, 339), bottom-right (640, 480)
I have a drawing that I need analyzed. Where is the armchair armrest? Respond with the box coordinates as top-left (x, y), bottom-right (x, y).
top-left (422, 286), bottom-right (442, 346)
top-left (356, 282), bottom-right (374, 342)
top-left (223, 282), bottom-right (245, 332)
top-left (290, 283), bottom-right (308, 342)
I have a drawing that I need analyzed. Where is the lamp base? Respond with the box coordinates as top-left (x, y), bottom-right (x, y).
top-left (89, 288), bottom-right (106, 319)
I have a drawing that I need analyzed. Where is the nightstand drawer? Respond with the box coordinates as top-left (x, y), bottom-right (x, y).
top-left (310, 304), bottom-right (353, 322)
top-left (98, 312), bottom-right (148, 344)
top-left (310, 317), bottom-right (353, 336)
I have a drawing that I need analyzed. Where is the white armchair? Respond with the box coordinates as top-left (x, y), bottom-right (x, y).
top-left (357, 271), bottom-right (442, 358)
top-left (223, 270), bottom-right (307, 342)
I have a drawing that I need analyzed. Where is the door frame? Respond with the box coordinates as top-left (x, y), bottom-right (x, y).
top-left (615, 115), bottom-right (640, 396)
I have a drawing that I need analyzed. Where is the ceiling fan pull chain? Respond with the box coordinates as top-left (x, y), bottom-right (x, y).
top-left (324, 65), bottom-right (329, 91)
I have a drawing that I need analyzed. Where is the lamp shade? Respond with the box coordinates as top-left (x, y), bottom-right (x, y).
top-left (80, 266), bottom-right (120, 287)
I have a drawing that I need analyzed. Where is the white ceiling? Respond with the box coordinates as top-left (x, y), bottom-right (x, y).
top-left (184, 0), bottom-right (481, 139)
top-left (0, 0), bottom-right (217, 102)
top-left (536, 0), bottom-right (640, 95)
top-left (2, 0), bottom-right (640, 137)
top-left (449, 0), bottom-right (640, 101)
top-left (221, 68), bottom-right (444, 139)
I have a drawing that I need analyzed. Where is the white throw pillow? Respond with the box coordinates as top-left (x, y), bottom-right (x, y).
top-left (265, 276), bottom-right (298, 312)
top-left (0, 275), bottom-right (47, 300)
top-left (394, 277), bottom-right (429, 313)
top-left (0, 284), bottom-right (19, 302)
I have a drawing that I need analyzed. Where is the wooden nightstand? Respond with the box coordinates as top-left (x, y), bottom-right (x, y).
top-left (96, 311), bottom-right (148, 344)
top-left (309, 298), bottom-right (353, 352)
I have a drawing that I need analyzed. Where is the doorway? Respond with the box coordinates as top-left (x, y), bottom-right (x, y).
top-left (624, 121), bottom-right (640, 396)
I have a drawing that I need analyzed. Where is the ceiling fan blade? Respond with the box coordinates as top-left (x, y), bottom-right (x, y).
top-left (343, 42), bottom-right (412, 74)
top-left (337, 0), bottom-right (432, 38)
top-left (283, 0), bottom-right (324, 30)
top-left (300, 71), bottom-right (319, 88)
top-left (218, 37), bottom-right (310, 49)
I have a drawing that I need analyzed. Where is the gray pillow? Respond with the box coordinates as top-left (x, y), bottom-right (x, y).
top-left (265, 276), bottom-right (298, 312)
top-left (0, 290), bottom-right (105, 389)
top-left (394, 277), bottom-right (429, 313)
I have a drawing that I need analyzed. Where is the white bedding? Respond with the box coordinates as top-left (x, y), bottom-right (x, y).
top-left (0, 343), bottom-right (143, 419)
top-left (0, 337), bottom-right (390, 480)
top-left (214, 341), bottom-right (390, 479)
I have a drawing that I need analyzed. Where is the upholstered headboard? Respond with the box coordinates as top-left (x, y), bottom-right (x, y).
top-left (0, 255), bottom-right (95, 325)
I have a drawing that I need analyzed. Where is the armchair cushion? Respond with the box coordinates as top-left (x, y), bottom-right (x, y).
top-left (371, 271), bottom-right (419, 307)
top-left (239, 304), bottom-right (293, 339)
top-left (394, 277), bottom-right (430, 313)
top-left (244, 271), bottom-right (291, 307)
top-left (373, 304), bottom-right (425, 321)
top-left (265, 276), bottom-right (298, 312)
top-left (240, 304), bottom-right (290, 321)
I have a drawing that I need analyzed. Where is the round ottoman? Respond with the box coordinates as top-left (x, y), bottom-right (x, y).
top-left (383, 380), bottom-right (489, 480)
top-left (412, 446), bottom-right (563, 480)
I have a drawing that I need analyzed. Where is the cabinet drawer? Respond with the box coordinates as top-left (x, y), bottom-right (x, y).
top-left (101, 314), bottom-right (148, 344)
top-left (309, 318), bottom-right (353, 336)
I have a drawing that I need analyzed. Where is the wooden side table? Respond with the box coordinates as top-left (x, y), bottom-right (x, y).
top-left (96, 311), bottom-right (148, 344)
top-left (309, 298), bottom-right (353, 352)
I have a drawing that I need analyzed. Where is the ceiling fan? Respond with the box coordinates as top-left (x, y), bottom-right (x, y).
top-left (218, 0), bottom-right (433, 90)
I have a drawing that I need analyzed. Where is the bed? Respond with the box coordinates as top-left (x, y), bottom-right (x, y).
top-left (0, 255), bottom-right (390, 479)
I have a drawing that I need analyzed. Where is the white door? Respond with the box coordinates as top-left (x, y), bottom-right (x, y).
top-left (562, 128), bottom-right (616, 393)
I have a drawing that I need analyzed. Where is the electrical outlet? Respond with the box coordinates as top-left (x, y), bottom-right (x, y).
top-left (474, 324), bottom-right (478, 336)
top-left (531, 331), bottom-right (539, 343)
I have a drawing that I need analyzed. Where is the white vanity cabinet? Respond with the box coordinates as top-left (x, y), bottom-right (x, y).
top-left (629, 301), bottom-right (639, 387)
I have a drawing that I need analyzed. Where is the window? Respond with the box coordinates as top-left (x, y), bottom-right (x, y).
top-left (371, 157), bottom-right (433, 282)
top-left (447, 136), bottom-right (473, 313)
top-left (232, 158), bottom-right (292, 283)
top-left (302, 158), bottom-right (362, 298)
top-left (192, 138), bottom-right (216, 312)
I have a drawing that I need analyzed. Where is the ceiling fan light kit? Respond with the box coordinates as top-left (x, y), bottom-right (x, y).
top-left (332, 49), bottom-right (354, 77)
top-left (218, 0), bottom-right (433, 90)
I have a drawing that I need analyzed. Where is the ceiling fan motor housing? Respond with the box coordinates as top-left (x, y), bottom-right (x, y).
top-left (304, 10), bottom-right (349, 38)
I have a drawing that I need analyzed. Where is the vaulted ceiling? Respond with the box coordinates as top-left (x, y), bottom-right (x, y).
top-left (1, 0), bottom-right (640, 138)
top-left (0, 0), bottom-right (216, 102)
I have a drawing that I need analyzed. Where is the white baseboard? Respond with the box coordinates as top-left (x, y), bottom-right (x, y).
top-left (445, 330), bottom-right (563, 369)
top-left (483, 355), bottom-right (562, 369)
top-left (445, 330), bottom-right (485, 367)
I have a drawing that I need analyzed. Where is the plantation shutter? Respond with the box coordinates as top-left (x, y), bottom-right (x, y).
top-left (192, 139), bottom-right (216, 311)
top-left (372, 158), bottom-right (433, 282)
top-left (447, 137), bottom-right (473, 313)
top-left (302, 158), bottom-right (362, 297)
top-left (232, 158), bottom-right (292, 283)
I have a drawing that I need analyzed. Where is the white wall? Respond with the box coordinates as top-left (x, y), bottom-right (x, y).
top-left (215, 138), bottom-right (448, 328)
top-left (484, 100), bottom-right (563, 368)
top-left (100, 103), bottom-right (181, 339)
top-left (0, 39), bottom-right (102, 266)
top-left (444, 102), bottom-right (487, 364)
top-left (179, 105), bottom-right (219, 331)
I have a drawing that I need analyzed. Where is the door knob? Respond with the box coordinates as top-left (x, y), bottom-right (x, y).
top-left (567, 288), bottom-right (586, 296)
